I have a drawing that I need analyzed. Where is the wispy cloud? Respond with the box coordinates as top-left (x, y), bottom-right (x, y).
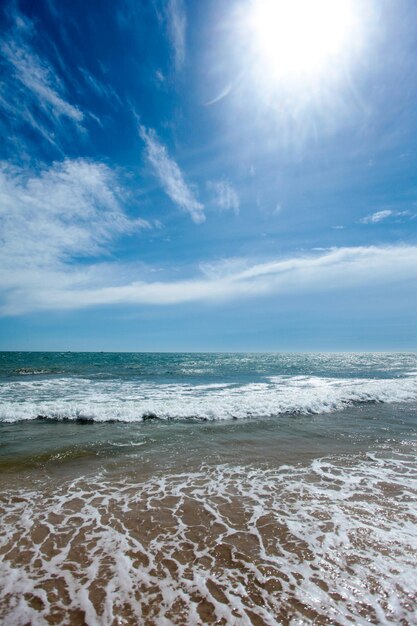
top-left (139, 125), bottom-right (205, 223)
top-left (360, 209), bottom-right (410, 224)
top-left (0, 11), bottom-right (84, 154)
top-left (207, 180), bottom-right (240, 215)
top-left (165, 0), bottom-right (186, 71)
top-left (2, 244), bottom-right (417, 316)
top-left (361, 210), bottom-right (393, 224)
top-left (0, 159), bottom-right (150, 313)
top-left (2, 40), bottom-right (83, 123)
top-left (79, 68), bottom-right (122, 108)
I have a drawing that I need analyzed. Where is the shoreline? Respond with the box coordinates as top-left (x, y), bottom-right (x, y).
top-left (1, 353), bottom-right (416, 624)
top-left (1, 439), bottom-right (416, 625)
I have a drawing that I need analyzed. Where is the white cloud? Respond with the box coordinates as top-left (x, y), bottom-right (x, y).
top-left (360, 209), bottom-right (410, 224)
top-left (361, 210), bottom-right (393, 224)
top-left (1, 39), bottom-right (83, 124)
top-left (199, 257), bottom-right (250, 278)
top-left (139, 125), bottom-right (205, 223)
top-left (0, 14), bottom-right (85, 150)
top-left (207, 180), bottom-right (240, 215)
top-left (0, 159), bottom-right (149, 303)
top-left (166, 0), bottom-right (186, 71)
top-left (155, 69), bottom-right (166, 84)
top-left (2, 244), bottom-right (417, 316)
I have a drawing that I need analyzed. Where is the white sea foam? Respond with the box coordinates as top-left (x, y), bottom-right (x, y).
top-left (0, 449), bottom-right (416, 625)
top-left (13, 368), bottom-right (53, 376)
top-left (1, 373), bottom-right (417, 423)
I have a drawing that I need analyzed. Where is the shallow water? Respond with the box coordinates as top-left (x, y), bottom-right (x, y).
top-left (1, 352), bottom-right (417, 625)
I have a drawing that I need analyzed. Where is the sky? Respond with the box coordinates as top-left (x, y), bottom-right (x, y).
top-left (0, 0), bottom-right (416, 351)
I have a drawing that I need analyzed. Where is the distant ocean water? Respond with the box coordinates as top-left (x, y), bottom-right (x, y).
top-left (1, 352), bottom-right (417, 625)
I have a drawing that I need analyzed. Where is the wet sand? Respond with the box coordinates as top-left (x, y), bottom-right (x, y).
top-left (1, 406), bottom-right (417, 625)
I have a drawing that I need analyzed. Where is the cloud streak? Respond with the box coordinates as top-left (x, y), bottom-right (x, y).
top-left (165, 0), bottom-right (186, 70)
top-left (2, 40), bottom-right (83, 124)
top-left (2, 244), bottom-right (417, 315)
top-left (360, 209), bottom-right (411, 224)
top-left (79, 68), bottom-right (122, 109)
top-left (139, 125), bottom-right (205, 223)
top-left (0, 10), bottom-right (85, 153)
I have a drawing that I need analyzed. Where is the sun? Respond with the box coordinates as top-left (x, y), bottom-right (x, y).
top-left (247, 0), bottom-right (359, 82)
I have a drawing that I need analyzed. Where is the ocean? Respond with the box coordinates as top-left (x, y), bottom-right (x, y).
top-left (0, 351), bottom-right (416, 625)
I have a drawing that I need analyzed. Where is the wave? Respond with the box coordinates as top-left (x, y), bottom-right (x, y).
top-left (1, 374), bottom-right (417, 423)
top-left (12, 368), bottom-right (55, 376)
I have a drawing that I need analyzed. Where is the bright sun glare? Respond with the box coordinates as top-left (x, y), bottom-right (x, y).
top-left (248, 0), bottom-right (358, 81)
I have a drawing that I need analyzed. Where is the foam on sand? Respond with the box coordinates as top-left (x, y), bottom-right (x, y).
top-left (0, 448), bottom-right (416, 625)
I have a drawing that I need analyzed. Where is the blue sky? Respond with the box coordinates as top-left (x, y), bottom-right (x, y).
top-left (0, 0), bottom-right (416, 351)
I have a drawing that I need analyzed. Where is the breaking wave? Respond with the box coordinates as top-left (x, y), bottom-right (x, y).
top-left (1, 374), bottom-right (417, 423)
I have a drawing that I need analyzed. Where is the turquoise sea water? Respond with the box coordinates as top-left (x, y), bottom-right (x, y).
top-left (2, 351), bottom-right (417, 422)
top-left (1, 352), bottom-right (417, 625)
top-left (1, 351), bottom-right (417, 469)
